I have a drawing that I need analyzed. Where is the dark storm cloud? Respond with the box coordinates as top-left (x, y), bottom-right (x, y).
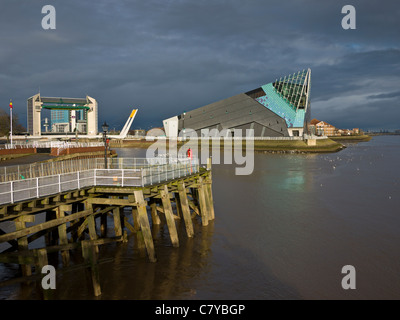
top-left (0, 0), bottom-right (399, 131)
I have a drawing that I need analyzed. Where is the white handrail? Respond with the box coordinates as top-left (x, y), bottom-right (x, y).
top-left (0, 158), bottom-right (200, 205)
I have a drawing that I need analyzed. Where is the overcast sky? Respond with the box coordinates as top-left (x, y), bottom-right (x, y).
top-left (0, 0), bottom-right (399, 131)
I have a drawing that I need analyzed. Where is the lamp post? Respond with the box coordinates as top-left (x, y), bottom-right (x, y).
top-left (102, 121), bottom-right (109, 169)
top-left (182, 111), bottom-right (186, 138)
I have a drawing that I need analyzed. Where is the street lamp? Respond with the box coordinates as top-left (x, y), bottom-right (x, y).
top-left (102, 121), bottom-right (109, 168)
top-left (182, 112), bottom-right (186, 138)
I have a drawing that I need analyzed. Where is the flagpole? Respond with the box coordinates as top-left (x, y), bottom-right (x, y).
top-left (9, 99), bottom-right (13, 147)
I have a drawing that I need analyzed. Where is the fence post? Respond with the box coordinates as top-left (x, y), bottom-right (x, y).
top-left (36, 177), bottom-right (39, 198)
top-left (121, 169), bottom-right (124, 188)
top-left (10, 181), bottom-right (13, 204)
top-left (94, 169), bottom-right (97, 186)
top-left (149, 166), bottom-right (152, 185)
top-left (77, 171), bottom-right (80, 189)
top-left (141, 169), bottom-right (144, 187)
top-left (58, 174), bottom-right (61, 193)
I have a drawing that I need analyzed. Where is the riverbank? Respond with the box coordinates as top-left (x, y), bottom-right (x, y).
top-left (110, 138), bottom-right (344, 153)
top-left (328, 134), bottom-right (372, 142)
top-left (252, 138), bottom-right (344, 153)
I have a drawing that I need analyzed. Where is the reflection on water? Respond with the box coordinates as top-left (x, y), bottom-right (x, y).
top-left (1, 136), bottom-right (400, 299)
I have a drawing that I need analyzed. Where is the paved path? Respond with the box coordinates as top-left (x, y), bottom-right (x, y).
top-left (0, 154), bottom-right (55, 167)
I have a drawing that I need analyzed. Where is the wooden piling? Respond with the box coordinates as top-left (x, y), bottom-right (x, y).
top-left (82, 240), bottom-right (101, 297)
top-left (56, 205), bottom-right (71, 266)
top-left (112, 207), bottom-right (123, 237)
top-left (177, 181), bottom-right (194, 237)
top-left (15, 215), bottom-right (35, 276)
top-left (197, 176), bottom-right (209, 226)
top-left (206, 181), bottom-right (215, 221)
top-left (160, 185), bottom-right (179, 247)
top-left (35, 248), bottom-right (53, 300)
top-left (100, 213), bottom-right (108, 237)
top-left (132, 207), bottom-right (141, 232)
top-left (134, 190), bottom-right (156, 262)
top-left (0, 161), bottom-right (215, 297)
top-left (150, 201), bottom-right (161, 225)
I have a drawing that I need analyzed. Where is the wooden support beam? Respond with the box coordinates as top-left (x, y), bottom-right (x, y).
top-left (112, 207), bottom-right (123, 237)
top-left (85, 204), bottom-right (98, 241)
top-left (57, 205), bottom-right (71, 266)
top-left (15, 215), bottom-right (35, 276)
top-left (160, 185), bottom-right (179, 247)
top-left (123, 216), bottom-right (136, 233)
top-left (86, 198), bottom-right (135, 206)
top-left (100, 212), bottom-right (108, 237)
top-left (88, 214), bottom-right (98, 241)
top-left (197, 177), bottom-right (209, 226)
top-left (206, 180), bottom-right (215, 221)
top-left (177, 181), bottom-right (194, 238)
top-left (81, 240), bottom-right (101, 297)
top-left (131, 207), bottom-right (140, 232)
top-left (149, 201), bottom-right (161, 225)
top-left (188, 200), bottom-right (200, 216)
top-left (175, 192), bottom-right (183, 218)
top-left (134, 190), bottom-right (156, 262)
top-left (34, 248), bottom-right (53, 300)
top-left (0, 228), bottom-right (18, 249)
top-left (77, 218), bottom-right (89, 239)
top-left (156, 206), bottom-right (164, 214)
top-left (0, 209), bottom-right (94, 244)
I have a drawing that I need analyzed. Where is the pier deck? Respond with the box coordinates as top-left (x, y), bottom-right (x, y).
top-left (0, 157), bottom-right (214, 297)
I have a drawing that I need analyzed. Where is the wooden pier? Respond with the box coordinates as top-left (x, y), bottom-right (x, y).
top-left (0, 157), bottom-right (214, 297)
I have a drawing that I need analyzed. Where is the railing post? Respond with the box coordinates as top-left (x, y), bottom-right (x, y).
top-left (58, 174), bottom-right (61, 193)
top-left (149, 166), bottom-right (152, 185)
top-left (94, 169), bottom-right (97, 186)
top-left (77, 171), bottom-right (80, 189)
top-left (10, 181), bottom-right (13, 204)
top-left (121, 169), bottom-right (124, 187)
top-left (141, 168), bottom-right (144, 187)
top-left (36, 177), bottom-right (39, 198)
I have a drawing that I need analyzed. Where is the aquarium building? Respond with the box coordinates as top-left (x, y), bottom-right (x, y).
top-left (163, 69), bottom-right (312, 138)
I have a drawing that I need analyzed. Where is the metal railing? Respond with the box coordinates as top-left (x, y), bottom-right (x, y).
top-left (0, 158), bottom-right (200, 205)
top-left (0, 141), bottom-right (104, 150)
top-left (0, 156), bottom-right (194, 182)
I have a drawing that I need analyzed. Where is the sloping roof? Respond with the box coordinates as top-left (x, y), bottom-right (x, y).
top-left (310, 118), bottom-right (320, 125)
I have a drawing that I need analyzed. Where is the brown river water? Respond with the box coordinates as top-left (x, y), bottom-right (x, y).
top-left (1, 135), bottom-right (399, 299)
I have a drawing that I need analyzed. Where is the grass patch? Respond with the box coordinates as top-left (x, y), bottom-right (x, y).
top-left (329, 135), bottom-right (371, 142)
top-left (111, 138), bottom-right (344, 153)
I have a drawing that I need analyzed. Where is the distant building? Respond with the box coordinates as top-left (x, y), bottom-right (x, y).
top-left (163, 69), bottom-right (312, 137)
top-left (132, 129), bottom-right (146, 137)
top-left (310, 119), bottom-right (361, 136)
top-left (27, 94), bottom-right (98, 136)
top-left (309, 119), bottom-right (337, 136)
top-left (51, 110), bottom-right (69, 133)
